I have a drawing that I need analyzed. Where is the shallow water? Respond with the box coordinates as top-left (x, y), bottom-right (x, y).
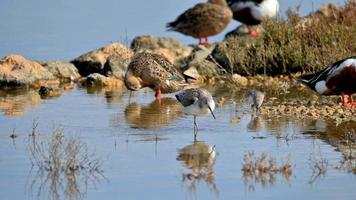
top-left (0, 85), bottom-right (355, 200)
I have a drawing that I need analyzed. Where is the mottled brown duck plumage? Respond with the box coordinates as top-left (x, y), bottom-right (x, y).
top-left (124, 51), bottom-right (191, 98)
top-left (167, 0), bottom-right (232, 44)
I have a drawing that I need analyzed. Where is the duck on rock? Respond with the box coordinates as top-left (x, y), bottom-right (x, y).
top-left (167, 0), bottom-right (232, 45)
top-left (226, 0), bottom-right (279, 37)
top-left (124, 51), bottom-right (195, 99)
top-left (299, 56), bottom-right (356, 107)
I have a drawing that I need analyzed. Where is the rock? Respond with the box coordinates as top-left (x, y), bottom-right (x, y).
top-left (182, 45), bottom-right (220, 77)
top-left (232, 74), bottom-right (248, 86)
top-left (130, 35), bottom-right (191, 63)
top-left (84, 73), bottom-right (123, 87)
top-left (102, 55), bottom-right (129, 79)
top-left (41, 61), bottom-right (80, 82)
top-left (38, 86), bottom-right (63, 98)
top-left (225, 24), bottom-right (264, 39)
top-left (0, 55), bottom-right (57, 87)
top-left (71, 43), bottom-right (133, 76)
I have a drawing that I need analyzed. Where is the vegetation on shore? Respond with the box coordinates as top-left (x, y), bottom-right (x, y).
top-left (213, 1), bottom-right (356, 76)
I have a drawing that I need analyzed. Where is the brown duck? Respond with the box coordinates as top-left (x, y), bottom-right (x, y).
top-left (124, 51), bottom-right (194, 99)
top-left (167, 0), bottom-right (233, 45)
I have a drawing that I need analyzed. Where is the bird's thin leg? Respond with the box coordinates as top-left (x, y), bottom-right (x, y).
top-left (349, 95), bottom-right (356, 106)
top-left (341, 94), bottom-right (346, 106)
top-left (193, 116), bottom-right (199, 139)
top-left (128, 91), bottom-right (133, 103)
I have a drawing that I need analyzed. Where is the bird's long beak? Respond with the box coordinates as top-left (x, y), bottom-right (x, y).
top-left (208, 106), bottom-right (216, 120)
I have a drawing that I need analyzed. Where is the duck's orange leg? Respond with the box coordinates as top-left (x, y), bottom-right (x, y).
top-left (155, 89), bottom-right (161, 99)
top-left (199, 37), bottom-right (209, 45)
top-left (341, 94), bottom-right (346, 106)
top-left (247, 26), bottom-right (258, 38)
top-left (348, 95), bottom-right (356, 106)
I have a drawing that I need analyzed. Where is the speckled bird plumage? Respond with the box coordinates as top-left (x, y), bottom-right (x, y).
top-left (124, 51), bottom-right (187, 95)
top-left (167, 0), bottom-right (232, 42)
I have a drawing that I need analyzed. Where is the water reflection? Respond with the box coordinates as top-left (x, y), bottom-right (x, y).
top-left (247, 116), bottom-right (265, 133)
top-left (177, 141), bottom-right (218, 196)
top-left (242, 152), bottom-right (292, 192)
top-left (85, 86), bottom-right (125, 106)
top-left (124, 98), bottom-right (183, 128)
top-left (0, 89), bottom-right (41, 116)
top-left (302, 120), bottom-right (356, 157)
top-left (302, 120), bottom-right (356, 174)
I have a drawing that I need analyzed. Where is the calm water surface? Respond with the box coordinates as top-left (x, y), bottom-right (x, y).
top-left (0, 0), bottom-right (355, 199)
top-left (0, 85), bottom-right (355, 200)
top-left (0, 0), bottom-right (347, 60)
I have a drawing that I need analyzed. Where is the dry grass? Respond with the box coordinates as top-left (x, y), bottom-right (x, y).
top-left (242, 151), bottom-right (292, 190)
top-left (308, 146), bottom-right (328, 184)
top-left (28, 125), bottom-right (104, 200)
top-left (213, 1), bottom-right (356, 76)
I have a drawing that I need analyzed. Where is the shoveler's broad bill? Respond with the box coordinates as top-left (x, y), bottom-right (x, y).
top-left (175, 88), bottom-right (216, 139)
top-left (227, 0), bottom-right (279, 37)
top-left (299, 56), bottom-right (356, 106)
top-left (167, 0), bottom-right (232, 45)
top-left (124, 51), bottom-right (195, 99)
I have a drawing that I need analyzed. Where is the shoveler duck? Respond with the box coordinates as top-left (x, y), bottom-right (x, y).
top-left (167, 0), bottom-right (232, 45)
top-left (227, 0), bottom-right (279, 37)
top-left (299, 56), bottom-right (356, 106)
top-left (124, 51), bottom-right (194, 99)
top-left (175, 88), bottom-right (216, 138)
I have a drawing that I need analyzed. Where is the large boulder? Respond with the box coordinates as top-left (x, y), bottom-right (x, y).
top-left (83, 73), bottom-right (124, 87)
top-left (102, 55), bottom-right (130, 79)
top-left (181, 45), bottom-right (220, 77)
top-left (0, 55), bottom-right (57, 87)
top-left (130, 35), bottom-right (192, 63)
top-left (71, 43), bottom-right (133, 76)
top-left (41, 61), bottom-right (81, 82)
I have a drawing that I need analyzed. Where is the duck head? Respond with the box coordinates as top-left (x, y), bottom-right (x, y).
top-left (124, 71), bottom-right (142, 91)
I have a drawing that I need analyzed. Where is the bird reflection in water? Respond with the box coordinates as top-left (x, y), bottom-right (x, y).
top-left (247, 116), bottom-right (265, 133)
top-left (177, 141), bottom-right (218, 196)
top-left (124, 97), bottom-right (183, 128)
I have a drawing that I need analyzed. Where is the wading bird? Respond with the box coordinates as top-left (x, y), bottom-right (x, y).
top-left (124, 51), bottom-right (194, 99)
top-left (246, 89), bottom-right (265, 115)
top-left (299, 56), bottom-right (356, 106)
top-left (175, 88), bottom-right (216, 139)
top-left (227, 0), bottom-right (279, 37)
top-left (167, 0), bottom-right (232, 45)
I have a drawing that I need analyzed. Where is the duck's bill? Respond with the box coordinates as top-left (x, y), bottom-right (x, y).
top-left (208, 106), bottom-right (216, 119)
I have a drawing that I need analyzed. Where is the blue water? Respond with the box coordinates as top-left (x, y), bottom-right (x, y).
top-left (0, 0), bottom-right (346, 60)
top-left (0, 86), bottom-right (355, 200)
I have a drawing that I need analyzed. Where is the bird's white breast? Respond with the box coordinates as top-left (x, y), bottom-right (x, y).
top-left (182, 99), bottom-right (215, 116)
top-left (231, 0), bottom-right (279, 21)
top-left (315, 80), bottom-right (328, 94)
